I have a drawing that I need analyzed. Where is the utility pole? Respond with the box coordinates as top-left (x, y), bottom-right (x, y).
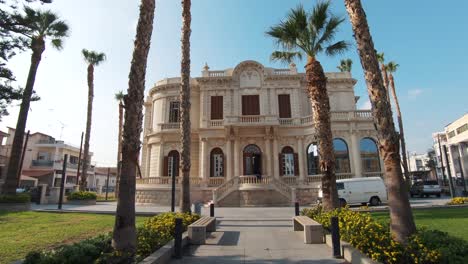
top-left (16, 130), bottom-right (30, 187)
top-left (437, 134), bottom-right (447, 186)
top-left (58, 154), bottom-right (68, 209)
top-left (171, 164), bottom-right (176, 212)
top-left (443, 145), bottom-right (456, 198)
top-left (76, 132), bottom-right (84, 186)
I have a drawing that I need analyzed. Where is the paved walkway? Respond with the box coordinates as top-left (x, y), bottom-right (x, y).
top-left (171, 218), bottom-right (345, 264)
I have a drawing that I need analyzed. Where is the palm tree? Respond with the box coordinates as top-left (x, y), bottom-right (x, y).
top-left (386, 61), bottom-right (410, 185)
top-left (337, 58), bottom-right (353, 72)
top-left (179, 0), bottom-right (192, 213)
top-left (376, 52), bottom-right (391, 103)
top-left (266, 2), bottom-right (349, 210)
top-left (80, 49), bottom-right (106, 191)
top-left (344, 0), bottom-right (416, 243)
top-left (2, 7), bottom-right (69, 195)
top-left (112, 0), bottom-right (155, 255)
top-left (114, 91), bottom-right (125, 197)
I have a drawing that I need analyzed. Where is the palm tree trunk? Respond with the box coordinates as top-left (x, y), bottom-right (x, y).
top-left (305, 56), bottom-right (339, 211)
top-left (112, 0), bottom-right (155, 255)
top-left (344, 0), bottom-right (416, 244)
top-left (115, 102), bottom-right (123, 197)
top-left (389, 74), bottom-right (410, 184)
top-left (380, 63), bottom-right (391, 102)
top-left (80, 64), bottom-right (94, 191)
top-left (3, 38), bottom-right (45, 195)
top-left (179, 0), bottom-right (192, 213)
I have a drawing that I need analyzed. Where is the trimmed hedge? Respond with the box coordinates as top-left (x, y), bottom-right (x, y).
top-left (302, 206), bottom-right (468, 264)
top-left (0, 193), bottom-right (31, 203)
top-left (67, 191), bottom-right (97, 201)
top-left (22, 212), bottom-right (200, 263)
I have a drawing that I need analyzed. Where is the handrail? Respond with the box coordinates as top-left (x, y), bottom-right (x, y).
top-left (213, 176), bottom-right (238, 203)
top-left (270, 177), bottom-right (293, 200)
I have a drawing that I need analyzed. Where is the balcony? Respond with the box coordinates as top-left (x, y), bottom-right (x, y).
top-left (225, 115), bottom-right (278, 125)
top-left (31, 160), bottom-right (54, 167)
top-left (159, 123), bottom-right (180, 131)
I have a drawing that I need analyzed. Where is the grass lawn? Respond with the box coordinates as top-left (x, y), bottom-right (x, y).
top-left (371, 207), bottom-right (468, 241)
top-left (0, 211), bottom-right (151, 264)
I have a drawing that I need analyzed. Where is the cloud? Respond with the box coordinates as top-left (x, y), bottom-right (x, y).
top-left (359, 99), bottom-right (372, 110)
top-left (407, 89), bottom-right (423, 98)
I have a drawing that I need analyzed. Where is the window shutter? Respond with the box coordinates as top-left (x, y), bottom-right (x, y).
top-left (279, 153), bottom-right (283, 176)
top-left (210, 152), bottom-right (213, 178)
top-left (163, 156), bottom-right (168, 176)
top-left (223, 154), bottom-right (226, 177)
top-left (242, 95), bottom-right (260, 115)
top-left (294, 153), bottom-right (299, 176)
top-left (211, 96), bottom-right (223, 120)
top-left (278, 94), bottom-right (291, 118)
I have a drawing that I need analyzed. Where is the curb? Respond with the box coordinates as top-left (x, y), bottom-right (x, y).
top-left (139, 232), bottom-right (189, 264)
top-left (325, 234), bottom-right (380, 264)
top-left (32, 209), bottom-right (159, 216)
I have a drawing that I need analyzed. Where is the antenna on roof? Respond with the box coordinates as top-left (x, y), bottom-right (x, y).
top-left (58, 120), bottom-right (67, 140)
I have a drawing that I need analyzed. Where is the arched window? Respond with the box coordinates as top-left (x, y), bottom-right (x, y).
top-left (210, 148), bottom-right (224, 177)
top-left (360, 138), bottom-right (381, 172)
top-left (333, 138), bottom-right (351, 173)
top-left (280, 146), bottom-right (298, 176)
top-left (164, 150), bottom-right (180, 177)
top-left (307, 143), bottom-right (320, 175)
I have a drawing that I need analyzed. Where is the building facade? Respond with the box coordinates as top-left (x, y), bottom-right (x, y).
top-left (136, 61), bottom-right (384, 206)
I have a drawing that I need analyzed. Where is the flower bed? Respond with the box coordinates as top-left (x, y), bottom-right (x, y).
top-left (447, 197), bottom-right (468, 205)
top-left (302, 206), bottom-right (468, 264)
top-left (22, 212), bottom-right (199, 263)
top-left (67, 191), bottom-right (97, 200)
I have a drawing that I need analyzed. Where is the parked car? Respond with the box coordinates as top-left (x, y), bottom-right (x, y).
top-left (318, 177), bottom-right (388, 207)
top-left (410, 180), bottom-right (441, 198)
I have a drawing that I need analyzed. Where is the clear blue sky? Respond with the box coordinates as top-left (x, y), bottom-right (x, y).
top-left (2, 0), bottom-right (467, 166)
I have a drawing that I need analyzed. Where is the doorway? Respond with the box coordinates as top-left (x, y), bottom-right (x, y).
top-left (243, 144), bottom-right (262, 175)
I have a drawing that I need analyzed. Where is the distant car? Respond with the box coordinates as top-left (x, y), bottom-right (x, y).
top-left (16, 188), bottom-right (26, 193)
top-left (410, 180), bottom-right (441, 198)
top-left (318, 177), bottom-right (388, 207)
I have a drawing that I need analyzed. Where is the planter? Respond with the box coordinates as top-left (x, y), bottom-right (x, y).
top-left (0, 202), bottom-right (31, 212)
top-left (67, 199), bottom-right (96, 205)
top-left (325, 234), bottom-right (380, 264)
top-left (139, 232), bottom-right (189, 264)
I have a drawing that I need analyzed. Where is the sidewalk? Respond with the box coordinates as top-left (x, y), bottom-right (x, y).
top-left (171, 219), bottom-right (345, 264)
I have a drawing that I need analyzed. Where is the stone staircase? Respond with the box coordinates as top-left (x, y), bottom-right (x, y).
top-left (213, 176), bottom-right (295, 207)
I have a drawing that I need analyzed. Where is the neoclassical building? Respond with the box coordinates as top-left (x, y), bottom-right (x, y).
top-left (136, 60), bottom-right (383, 206)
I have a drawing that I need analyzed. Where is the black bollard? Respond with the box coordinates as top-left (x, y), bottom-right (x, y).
top-left (174, 218), bottom-right (183, 259)
top-left (295, 202), bottom-right (300, 216)
top-left (210, 203), bottom-right (215, 217)
top-left (331, 216), bottom-right (341, 258)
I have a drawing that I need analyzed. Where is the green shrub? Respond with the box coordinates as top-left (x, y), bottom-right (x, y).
top-left (417, 229), bottom-right (468, 264)
top-left (67, 191), bottom-right (97, 200)
top-left (136, 212), bottom-right (200, 261)
top-left (23, 234), bottom-right (112, 264)
top-left (0, 193), bottom-right (30, 203)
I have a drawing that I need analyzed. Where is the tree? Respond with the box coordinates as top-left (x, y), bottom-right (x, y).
top-left (266, 1), bottom-right (349, 210)
top-left (112, 0), bottom-right (155, 256)
top-left (337, 58), bottom-right (352, 72)
top-left (179, 0), bottom-right (192, 213)
top-left (80, 49), bottom-right (106, 190)
top-left (2, 7), bottom-right (69, 195)
top-left (386, 61), bottom-right (410, 185)
top-left (376, 52), bottom-right (390, 101)
top-left (344, 0), bottom-right (416, 243)
top-left (114, 91), bottom-right (125, 197)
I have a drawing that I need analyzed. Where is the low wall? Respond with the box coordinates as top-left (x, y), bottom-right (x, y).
top-left (136, 186), bottom-right (212, 205)
top-left (296, 187), bottom-right (320, 206)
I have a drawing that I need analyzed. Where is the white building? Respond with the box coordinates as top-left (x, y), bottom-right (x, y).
top-left (136, 61), bottom-right (384, 206)
top-left (407, 152), bottom-right (434, 181)
top-left (88, 167), bottom-right (117, 193)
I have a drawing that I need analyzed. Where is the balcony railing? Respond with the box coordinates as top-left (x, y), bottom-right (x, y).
top-left (225, 115), bottom-right (277, 125)
top-left (136, 177), bottom-right (224, 187)
top-left (31, 160), bottom-right (54, 167)
top-left (160, 123), bottom-right (180, 130)
top-left (209, 120), bottom-right (223, 127)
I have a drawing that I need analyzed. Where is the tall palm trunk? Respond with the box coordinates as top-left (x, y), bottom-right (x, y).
top-left (305, 56), bottom-right (339, 211)
top-left (115, 101), bottom-right (123, 197)
top-left (179, 0), bottom-right (192, 213)
top-left (389, 74), bottom-right (410, 184)
top-left (344, 0), bottom-right (416, 243)
top-left (3, 38), bottom-right (45, 195)
top-left (80, 64), bottom-right (94, 190)
top-left (380, 63), bottom-right (390, 102)
top-left (112, 0), bottom-right (155, 254)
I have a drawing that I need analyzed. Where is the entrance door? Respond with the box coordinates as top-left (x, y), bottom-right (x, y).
top-left (243, 144), bottom-right (262, 175)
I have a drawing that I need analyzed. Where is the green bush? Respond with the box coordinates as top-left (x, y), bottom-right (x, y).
top-left (0, 193), bottom-right (31, 203)
top-left (301, 206), bottom-right (468, 264)
top-left (23, 234), bottom-right (112, 264)
top-left (67, 191), bottom-right (97, 200)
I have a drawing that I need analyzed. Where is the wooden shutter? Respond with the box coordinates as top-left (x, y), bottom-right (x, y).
top-left (278, 94), bottom-right (291, 118)
top-left (210, 152), bottom-right (213, 178)
top-left (293, 153), bottom-right (299, 176)
top-left (211, 96), bottom-right (223, 120)
top-left (223, 154), bottom-right (226, 177)
top-left (279, 153), bottom-right (283, 176)
top-left (242, 95), bottom-right (260, 115)
top-left (163, 156), bottom-right (168, 176)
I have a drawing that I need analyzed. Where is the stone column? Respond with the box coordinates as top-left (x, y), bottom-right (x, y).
top-left (158, 142), bottom-right (164, 177)
top-left (458, 143), bottom-right (467, 181)
top-left (297, 136), bottom-right (306, 183)
top-left (234, 139), bottom-right (240, 177)
top-left (351, 132), bottom-right (362, 177)
top-left (264, 136), bottom-right (272, 177)
top-left (226, 138), bottom-right (232, 180)
top-left (273, 137), bottom-right (279, 179)
top-left (201, 138), bottom-right (208, 182)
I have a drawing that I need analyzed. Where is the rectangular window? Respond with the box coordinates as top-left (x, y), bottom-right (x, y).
top-left (69, 155), bottom-right (79, 164)
top-left (337, 182), bottom-right (344, 190)
top-left (448, 130), bottom-right (456, 138)
top-left (210, 96), bottom-right (223, 120)
top-left (213, 154), bottom-right (224, 177)
top-left (37, 152), bottom-right (50, 160)
top-left (282, 153), bottom-right (295, 176)
top-left (168, 101), bottom-right (180, 123)
top-left (278, 94), bottom-right (291, 118)
top-left (241, 95), bottom-right (260, 115)
top-left (456, 123), bottom-right (468, 135)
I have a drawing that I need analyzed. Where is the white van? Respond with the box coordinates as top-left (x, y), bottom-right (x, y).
top-left (319, 177), bottom-right (388, 207)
